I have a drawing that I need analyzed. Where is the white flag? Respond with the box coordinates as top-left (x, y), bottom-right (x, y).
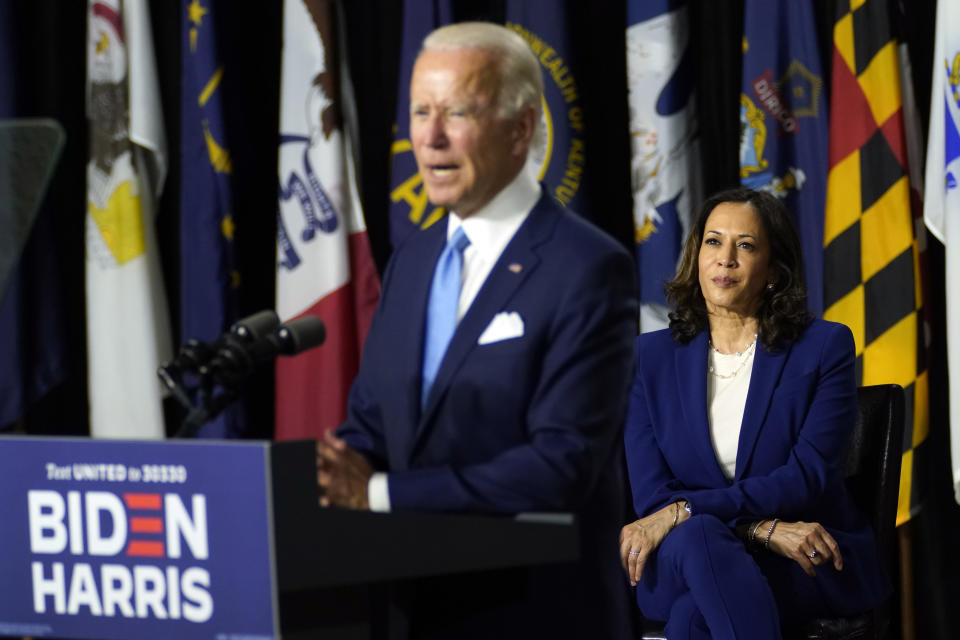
top-left (626, 1), bottom-right (702, 333)
top-left (923, 0), bottom-right (960, 503)
top-left (85, 0), bottom-right (171, 438)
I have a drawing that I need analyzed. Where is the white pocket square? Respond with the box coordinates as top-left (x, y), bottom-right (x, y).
top-left (478, 311), bottom-right (525, 345)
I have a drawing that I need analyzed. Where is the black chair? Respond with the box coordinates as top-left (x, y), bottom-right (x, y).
top-left (639, 384), bottom-right (905, 640)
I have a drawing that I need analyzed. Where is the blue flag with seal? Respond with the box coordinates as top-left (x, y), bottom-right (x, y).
top-left (387, 0), bottom-right (453, 249)
top-left (740, 0), bottom-right (827, 315)
top-left (505, 0), bottom-right (589, 216)
top-left (627, 0), bottom-right (701, 332)
top-left (180, 0), bottom-right (243, 437)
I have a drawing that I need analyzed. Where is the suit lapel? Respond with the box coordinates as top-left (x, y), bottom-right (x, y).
top-left (415, 195), bottom-right (554, 451)
top-left (675, 333), bottom-right (729, 485)
top-left (734, 341), bottom-right (790, 480)
top-left (394, 218), bottom-right (447, 465)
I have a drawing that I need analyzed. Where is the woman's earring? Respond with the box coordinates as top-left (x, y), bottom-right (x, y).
top-left (766, 283), bottom-right (775, 290)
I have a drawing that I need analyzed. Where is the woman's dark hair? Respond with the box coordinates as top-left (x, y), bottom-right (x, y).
top-left (665, 187), bottom-right (813, 349)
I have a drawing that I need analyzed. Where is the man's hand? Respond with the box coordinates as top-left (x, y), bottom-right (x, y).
top-left (766, 520), bottom-right (843, 577)
top-left (316, 430), bottom-right (373, 510)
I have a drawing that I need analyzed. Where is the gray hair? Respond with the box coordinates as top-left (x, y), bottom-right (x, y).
top-left (422, 22), bottom-right (543, 134)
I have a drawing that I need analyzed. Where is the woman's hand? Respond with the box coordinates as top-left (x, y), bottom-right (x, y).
top-left (765, 520), bottom-right (843, 577)
top-left (619, 502), bottom-right (686, 586)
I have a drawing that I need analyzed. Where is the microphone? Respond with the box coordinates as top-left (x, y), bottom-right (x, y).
top-left (202, 315), bottom-right (326, 385)
top-left (230, 309), bottom-right (280, 341)
top-left (163, 309), bottom-right (281, 373)
top-left (159, 311), bottom-right (326, 436)
top-left (275, 314), bottom-right (326, 355)
top-left (158, 309), bottom-right (283, 406)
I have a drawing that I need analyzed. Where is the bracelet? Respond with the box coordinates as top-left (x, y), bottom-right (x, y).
top-left (748, 520), bottom-right (763, 544)
top-left (671, 501), bottom-right (680, 530)
top-left (763, 518), bottom-right (780, 549)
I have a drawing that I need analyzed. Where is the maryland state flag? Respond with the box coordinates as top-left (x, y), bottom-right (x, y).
top-left (180, 0), bottom-right (244, 437)
top-left (387, 0), bottom-right (453, 248)
top-left (505, 0), bottom-right (590, 216)
top-left (740, 0), bottom-right (828, 316)
top-left (276, 0), bottom-right (380, 439)
top-left (824, 0), bottom-right (927, 524)
top-left (85, 0), bottom-right (172, 438)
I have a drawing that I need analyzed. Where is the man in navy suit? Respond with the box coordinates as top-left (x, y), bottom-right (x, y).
top-left (317, 21), bottom-right (637, 639)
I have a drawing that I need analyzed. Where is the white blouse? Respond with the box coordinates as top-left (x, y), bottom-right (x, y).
top-left (706, 342), bottom-right (756, 480)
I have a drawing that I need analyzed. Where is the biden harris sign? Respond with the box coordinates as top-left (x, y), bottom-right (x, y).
top-left (0, 437), bottom-right (277, 640)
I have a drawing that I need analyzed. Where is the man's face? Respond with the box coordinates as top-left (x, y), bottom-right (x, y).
top-left (409, 48), bottom-right (530, 218)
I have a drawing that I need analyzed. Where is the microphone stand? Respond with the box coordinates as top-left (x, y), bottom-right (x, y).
top-left (158, 359), bottom-right (242, 438)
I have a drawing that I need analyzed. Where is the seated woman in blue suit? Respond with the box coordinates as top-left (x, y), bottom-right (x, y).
top-left (620, 188), bottom-right (890, 638)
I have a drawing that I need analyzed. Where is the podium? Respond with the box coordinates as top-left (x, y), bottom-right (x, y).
top-left (0, 436), bottom-right (578, 640)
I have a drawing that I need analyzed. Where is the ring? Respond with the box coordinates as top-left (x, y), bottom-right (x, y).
top-left (808, 550), bottom-right (818, 559)
top-left (629, 551), bottom-right (641, 556)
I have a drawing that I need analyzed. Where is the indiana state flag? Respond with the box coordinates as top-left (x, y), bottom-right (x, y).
top-left (627, 0), bottom-right (701, 332)
top-left (505, 0), bottom-right (590, 216)
top-left (387, 0), bottom-right (453, 249)
top-left (740, 0), bottom-right (828, 315)
top-left (180, 0), bottom-right (243, 437)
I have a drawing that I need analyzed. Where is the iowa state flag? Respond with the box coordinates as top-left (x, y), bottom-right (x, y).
top-left (387, 0), bottom-right (453, 248)
top-left (276, 0), bottom-right (380, 439)
top-left (180, 0), bottom-right (243, 438)
top-left (740, 0), bottom-right (828, 316)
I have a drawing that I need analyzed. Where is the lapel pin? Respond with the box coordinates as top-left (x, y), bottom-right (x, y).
top-left (508, 263), bottom-right (523, 273)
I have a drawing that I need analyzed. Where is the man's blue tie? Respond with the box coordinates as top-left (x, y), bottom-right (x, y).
top-left (422, 226), bottom-right (470, 408)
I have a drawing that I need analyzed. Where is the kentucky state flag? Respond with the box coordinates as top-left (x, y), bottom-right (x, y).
top-left (387, 0), bottom-right (453, 248)
top-left (627, 0), bottom-right (701, 332)
top-left (505, 0), bottom-right (590, 217)
top-left (740, 0), bottom-right (828, 316)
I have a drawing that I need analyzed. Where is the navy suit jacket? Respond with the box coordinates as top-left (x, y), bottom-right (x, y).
top-left (339, 190), bottom-right (638, 638)
top-left (625, 319), bottom-right (890, 616)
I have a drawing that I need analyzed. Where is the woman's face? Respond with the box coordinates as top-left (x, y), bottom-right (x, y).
top-left (697, 201), bottom-right (775, 319)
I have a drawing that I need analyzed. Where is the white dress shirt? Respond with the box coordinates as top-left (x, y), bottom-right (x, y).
top-left (367, 167), bottom-right (541, 512)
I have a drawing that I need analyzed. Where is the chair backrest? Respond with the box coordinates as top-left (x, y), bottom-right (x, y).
top-left (840, 384), bottom-right (905, 640)
top-left (844, 384), bottom-right (905, 586)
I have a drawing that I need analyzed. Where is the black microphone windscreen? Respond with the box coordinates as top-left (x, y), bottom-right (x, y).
top-left (230, 309), bottom-right (280, 341)
top-left (275, 315), bottom-right (326, 355)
